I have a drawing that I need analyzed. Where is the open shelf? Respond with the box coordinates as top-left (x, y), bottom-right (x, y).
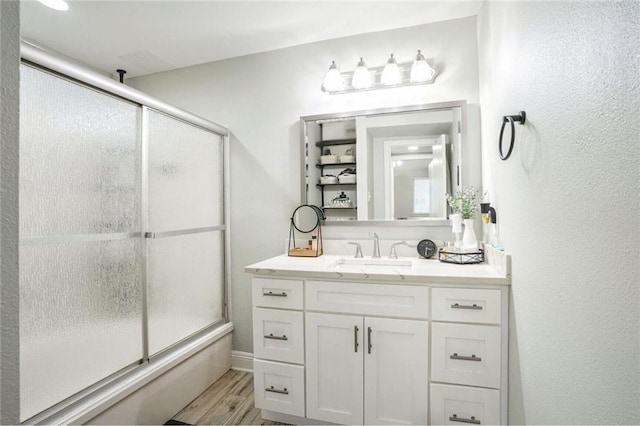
top-left (322, 206), bottom-right (357, 210)
top-left (315, 138), bottom-right (356, 148)
top-left (314, 128), bottom-right (357, 220)
top-left (316, 183), bottom-right (356, 188)
top-left (316, 162), bottom-right (356, 168)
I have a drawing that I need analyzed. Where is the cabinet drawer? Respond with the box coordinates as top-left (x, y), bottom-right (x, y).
top-left (252, 278), bottom-right (303, 310)
top-left (432, 288), bottom-right (502, 324)
top-left (254, 359), bottom-right (305, 417)
top-left (253, 308), bottom-right (304, 364)
top-left (430, 383), bottom-right (500, 425)
top-left (305, 280), bottom-right (428, 319)
top-left (431, 323), bottom-right (501, 388)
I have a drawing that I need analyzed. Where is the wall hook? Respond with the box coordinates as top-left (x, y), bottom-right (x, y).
top-left (499, 111), bottom-right (526, 160)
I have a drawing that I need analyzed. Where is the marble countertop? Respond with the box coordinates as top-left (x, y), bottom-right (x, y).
top-left (245, 252), bottom-right (511, 286)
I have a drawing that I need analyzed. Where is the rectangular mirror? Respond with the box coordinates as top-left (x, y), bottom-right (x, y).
top-left (301, 100), bottom-right (469, 223)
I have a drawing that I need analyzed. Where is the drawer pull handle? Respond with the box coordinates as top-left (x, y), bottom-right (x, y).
top-left (265, 386), bottom-right (289, 395)
top-left (264, 333), bottom-right (288, 341)
top-left (451, 303), bottom-right (483, 310)
top-left (450, 353), bottom-right (482, 362)
top-left (354, 326), bottom-right (359, 353)
top-left (449, 414), bottom-right (481, 424)
top-left (367, 327), bottom-right (373, 354)
top-left (263, 291), bottom-right (287, 297)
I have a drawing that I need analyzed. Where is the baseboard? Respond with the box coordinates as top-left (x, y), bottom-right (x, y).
top-left (231, 350), bottom-right (254, 372)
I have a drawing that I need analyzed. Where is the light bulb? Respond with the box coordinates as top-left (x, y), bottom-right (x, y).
top-left (322, 61), bottom-right (343, 92)
top-left (381, 54), bottom-right (402, 85)
top-left (38, 0), bottom-right (69, 11)
top-left (352, 57), bottom-right (371, 89)
top-left (410, 50), bottom-right (435, 83)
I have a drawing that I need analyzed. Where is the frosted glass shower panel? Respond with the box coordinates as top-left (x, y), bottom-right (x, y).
top-left (19, 65), bottom-right (141, 237)
top-left (148, 110), bottom-right (224, 232)
top-left (20, 239), bottom-right (143, 420)
top-left (147, 231), bottom-right (225, 355)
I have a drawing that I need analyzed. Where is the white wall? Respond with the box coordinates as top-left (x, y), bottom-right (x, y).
top-left (477, 1), bottom-right (639, 423)
top-left (131, 16), bottom-right (481, 354)
top-left (0, 0), bottom-right (21, 423)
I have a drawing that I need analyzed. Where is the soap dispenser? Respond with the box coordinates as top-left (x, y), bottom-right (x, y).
top-left (480, 203), bottom-right (497, 244)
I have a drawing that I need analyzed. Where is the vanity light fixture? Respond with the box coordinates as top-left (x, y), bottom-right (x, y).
top-left (38, 0), bottom-right (69, 11)
top-left (352, 57), bottom-right (372, 89)
top-left (381, 54), bottom-right (401, 86)
top-left (321, 51), bottom-right (438, 94)
top-left (410, 50), bottom-right (436, 83)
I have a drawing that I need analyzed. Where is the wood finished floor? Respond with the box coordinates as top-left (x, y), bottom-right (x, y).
top-left (168, 370), bottom-right (287, 425)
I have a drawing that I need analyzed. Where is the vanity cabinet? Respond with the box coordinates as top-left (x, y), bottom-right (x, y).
top-left (306, 313), bottom-right (428, 425)
top-left (248, 259), bottom-right (510, 426)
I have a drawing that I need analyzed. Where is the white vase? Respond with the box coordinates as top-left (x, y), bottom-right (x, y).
top-left (462, 218), bottom-right (478, 250)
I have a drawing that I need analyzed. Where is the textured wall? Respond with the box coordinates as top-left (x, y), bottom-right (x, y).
top-left (0, 0), bottom-right (21, 423)
top-left (477, 1), bottom-right (640, 423)
top-left (131, 17), bottom-right (481, 355)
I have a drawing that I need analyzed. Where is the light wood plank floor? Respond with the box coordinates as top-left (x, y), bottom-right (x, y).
top-left (168, 370), bottom-right (287, 425)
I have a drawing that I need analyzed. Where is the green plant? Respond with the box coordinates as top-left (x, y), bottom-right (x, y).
top-left (446, 187), bottom-right (485, 219)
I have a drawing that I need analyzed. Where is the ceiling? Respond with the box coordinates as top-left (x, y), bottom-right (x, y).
top-left (20, 0), bottom-right (482, 78)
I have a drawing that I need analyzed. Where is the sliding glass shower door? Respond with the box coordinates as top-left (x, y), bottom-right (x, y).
top-left (19, 65), bottom-right (143, 420)
top-left (145, 109), bottom-right (226, 356)
top-left (19, 65), bottom-right (228, 421)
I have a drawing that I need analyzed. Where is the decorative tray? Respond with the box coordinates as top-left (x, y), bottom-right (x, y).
top-left (438, 248), bottom-right (484, 265)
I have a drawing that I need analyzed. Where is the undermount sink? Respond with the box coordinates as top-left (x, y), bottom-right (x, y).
top-left (332, 257), bottom-right (414, 270)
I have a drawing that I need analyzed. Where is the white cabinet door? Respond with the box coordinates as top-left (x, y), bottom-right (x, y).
top-left (364, 317), bottom-right (428, 425)
top-left (305, 312), bottom-right (364, 425)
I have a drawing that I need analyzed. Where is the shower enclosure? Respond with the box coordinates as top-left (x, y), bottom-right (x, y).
top-left (19, 44), bottom-right (230, 423)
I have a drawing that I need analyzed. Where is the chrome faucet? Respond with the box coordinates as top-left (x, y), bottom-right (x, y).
top-left (389, 241), bottom-right (415, 259)
top-left (371, 232), bottom-right (381, 259)
top-left (347, 242), bottom-right (363, 258)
